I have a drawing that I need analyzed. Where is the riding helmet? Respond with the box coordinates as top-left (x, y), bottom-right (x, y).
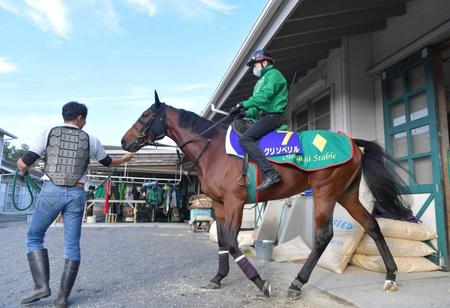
top-left (246, 50), bottom-right (274, 66)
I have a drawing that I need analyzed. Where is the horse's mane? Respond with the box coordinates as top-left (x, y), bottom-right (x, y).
top-left (178, 109), bottom-right (224, 138)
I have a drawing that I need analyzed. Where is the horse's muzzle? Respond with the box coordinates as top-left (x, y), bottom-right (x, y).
top-left (121, 138), bottom-right (136, 152)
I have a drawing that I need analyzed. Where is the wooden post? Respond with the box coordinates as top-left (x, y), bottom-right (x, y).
top-left (433, 42), bottom-right (450, 260)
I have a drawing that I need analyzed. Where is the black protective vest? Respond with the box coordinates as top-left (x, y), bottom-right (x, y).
top-left (44, 126), bottom-right (90, 186)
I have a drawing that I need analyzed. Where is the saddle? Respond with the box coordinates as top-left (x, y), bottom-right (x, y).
top-left (231, 119), bottom-right (249, 136)
top-left (231, 119), bottom-right (289, 137)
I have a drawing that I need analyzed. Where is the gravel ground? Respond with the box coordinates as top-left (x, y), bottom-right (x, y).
top-left (0, 220), bottom-right (350, 308)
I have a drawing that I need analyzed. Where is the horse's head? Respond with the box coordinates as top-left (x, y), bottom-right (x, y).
top-left (121, 90), bottom-right (167, 152)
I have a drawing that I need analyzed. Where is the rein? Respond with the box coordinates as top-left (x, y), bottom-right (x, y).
top-left (178, 114), bottom-right (230, 149)
top-left (11, 170), bottom-right (41, 211)
top-left (178, 114), bottom-right (231, 177)
top-left (12, 167), bottom-right (117, 211)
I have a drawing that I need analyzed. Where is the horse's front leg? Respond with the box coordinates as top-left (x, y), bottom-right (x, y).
top-left (204, 201), bottom-right (230, 289)
top-left (223, 195), bottom-right (271, 297)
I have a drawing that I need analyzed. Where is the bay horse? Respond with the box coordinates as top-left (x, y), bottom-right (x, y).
top-left (121, 92), bottom-right (412, 300)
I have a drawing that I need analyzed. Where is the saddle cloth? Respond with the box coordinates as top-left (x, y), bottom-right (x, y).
top-left (226, 125), bottom-right (302, 157)
top-left (225, 126), bottom-right (354, 171)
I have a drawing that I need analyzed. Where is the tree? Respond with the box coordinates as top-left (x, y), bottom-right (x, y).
top-left (2, 141), bottom-right (29, 162)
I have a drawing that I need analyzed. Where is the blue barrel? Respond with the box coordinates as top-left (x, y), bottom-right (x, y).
top-left (190, 208), bottom-right (213, 220)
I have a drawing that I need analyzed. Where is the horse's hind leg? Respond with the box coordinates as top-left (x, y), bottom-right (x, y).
top-left (204, 202), bottom-right (229, 289)
top-left (287, 196), bottom-right (335, 299)
top-left (338, 184), bottom-right (398, 292)
top-left (223, 195), bottom-right (271, 297)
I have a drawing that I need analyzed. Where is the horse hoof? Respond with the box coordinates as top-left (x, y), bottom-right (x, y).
top-left (287, 287), bottom-right (301, 300)
top-left (262, 280), bottom-right (272, 298)
top-left (382, 280), bottom-right (398, 292)
top-left (201, 282), bottom-right (221, 290)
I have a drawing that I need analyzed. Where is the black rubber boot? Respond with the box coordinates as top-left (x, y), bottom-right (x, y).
top-left (53, 259), bottom-right (80, 308)
top-left (21, 249), bottom-right (51, 304)
top-left (256, 170), bottom-right (281, 191)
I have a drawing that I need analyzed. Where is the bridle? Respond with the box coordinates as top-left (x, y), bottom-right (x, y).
top-left (130, 102), bottom-right (231, 175)
top-left (131, 103), bottom-right (167, 149)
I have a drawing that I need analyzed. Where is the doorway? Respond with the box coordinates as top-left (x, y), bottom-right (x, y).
top-left (382, 48), bottom-right (448, 269)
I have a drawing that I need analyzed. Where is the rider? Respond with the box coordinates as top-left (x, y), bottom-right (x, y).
top-left (17, 102), bottom-right (133, 307)
top-left (229, 50), bottom-right (288, 191)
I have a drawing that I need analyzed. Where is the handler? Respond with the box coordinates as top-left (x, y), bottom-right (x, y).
top-left (17, 102), bottom-right (133, 307)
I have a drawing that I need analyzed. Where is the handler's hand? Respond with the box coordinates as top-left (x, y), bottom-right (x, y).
top-left (121, 153), bottom-right (134, 163)
top-left (17, 159), bottom-right (31, 176)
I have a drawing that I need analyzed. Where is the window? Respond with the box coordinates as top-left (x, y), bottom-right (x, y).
top-left (293, 93), bottom-right (330, 131)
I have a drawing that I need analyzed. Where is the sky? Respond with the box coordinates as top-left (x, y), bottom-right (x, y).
top-left (0, 0), bottom-right (267, 147)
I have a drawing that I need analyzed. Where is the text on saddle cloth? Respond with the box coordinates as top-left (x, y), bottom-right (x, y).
top-left (226, 125), bottom-right (302, 158)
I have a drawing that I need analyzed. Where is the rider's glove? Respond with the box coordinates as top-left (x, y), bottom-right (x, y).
top-left (229, 103), bottom-right (244, 118)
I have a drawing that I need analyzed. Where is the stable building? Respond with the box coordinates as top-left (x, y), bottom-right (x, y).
top-left (0, 128), bottom-right (43, 214)
top-left (86, 145), bottom-right (199, 223)
top-left (202, 0), bottom-right (450, 269)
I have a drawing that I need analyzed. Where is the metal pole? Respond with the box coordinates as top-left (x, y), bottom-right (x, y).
top-left (86, 174), bottom-right (181, 184)
top-left (0, 134), bottom-right (4, 187)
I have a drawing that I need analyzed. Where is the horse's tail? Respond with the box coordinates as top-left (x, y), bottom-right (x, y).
top-left (353, 139), bottom-right (412, 219)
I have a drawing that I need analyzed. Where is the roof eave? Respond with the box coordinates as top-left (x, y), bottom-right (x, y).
top-left (202, 0), bottom-right (300, 119)
top-left (0, 128), bottom-right (17, 139)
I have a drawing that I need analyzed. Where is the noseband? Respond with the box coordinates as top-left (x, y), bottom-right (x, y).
top-left (133, 103), bottom-right (167, 148)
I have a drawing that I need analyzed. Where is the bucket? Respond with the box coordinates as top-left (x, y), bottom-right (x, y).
top-left (86, 215), bottom-right (96, 224)
top-left (255, 240), bottom-right (274, 262)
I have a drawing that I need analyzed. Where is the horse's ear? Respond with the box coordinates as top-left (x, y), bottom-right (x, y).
top-left (154, 90), bottom-right (161, 107)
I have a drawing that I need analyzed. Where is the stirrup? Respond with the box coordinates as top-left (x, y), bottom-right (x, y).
top-left (237, 154), bottom-right (249, 186)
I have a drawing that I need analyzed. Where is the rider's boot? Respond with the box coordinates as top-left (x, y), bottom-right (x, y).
top-left (21, 249), bottom-right (51, 304)
top-left (53, 259), bottom-right (80, 308)
top-left (256, 168), bottom-right (281, 191)
top-left (239, 131), bottom-right (282, 192)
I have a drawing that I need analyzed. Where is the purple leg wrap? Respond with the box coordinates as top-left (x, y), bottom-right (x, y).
top-left (231, 250), bottom-right (258, 280)
top-left (218, 250), bottom-right (229, 276)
